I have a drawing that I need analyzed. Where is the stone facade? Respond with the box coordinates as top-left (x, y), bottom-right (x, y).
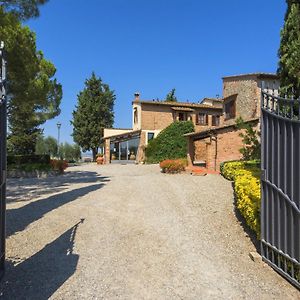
top-left (139, 103), bottom-right (223, 132)
top-left (194, 140), bottom-right (206, 162)
top-left (103, 73), bottom-right (278, 167)
top-left (140, 104), bottom-right (174, 130)
top-left (188, 120), bottom-right (259, 171)
top-left (186, 73), bottom-right (276, 171)
top-left (222, 73), bottom-right (279, 122)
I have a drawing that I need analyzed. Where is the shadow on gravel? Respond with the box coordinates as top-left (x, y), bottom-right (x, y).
top-left (0, 219), bottom-right (84, 299)
top-left (231, 182), bottom-right (260, 253)
top-left (7, 171), bottom-right (110, 203)
top-left (6, 182), bottom-right (105, 238)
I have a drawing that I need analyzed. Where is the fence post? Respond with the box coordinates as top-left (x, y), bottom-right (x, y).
top-left (0, 41), bottom-right (7, 278)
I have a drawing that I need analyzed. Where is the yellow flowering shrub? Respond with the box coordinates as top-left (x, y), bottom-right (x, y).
top-left (221, 161), bottom-right (261, 237)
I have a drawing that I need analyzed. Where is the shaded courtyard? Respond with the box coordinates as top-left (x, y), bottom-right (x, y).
top-left (0, 164), bottom-right (298, 299)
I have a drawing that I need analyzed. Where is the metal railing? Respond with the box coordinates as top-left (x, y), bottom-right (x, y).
top-left (261, 88), bottom-right (300, 289)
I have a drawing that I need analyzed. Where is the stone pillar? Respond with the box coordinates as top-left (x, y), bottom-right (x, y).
top-left (206, 136), bottom-right (217, 171)
top-left (104, 138), bottom-right (110, 164)
top-left (187, 137), bottom-right (195, 166)
top-left (136, 131), bottom-right (146, 163)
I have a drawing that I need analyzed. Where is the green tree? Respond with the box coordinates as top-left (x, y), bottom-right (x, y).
top-left (71, 144), bottom-right (81, 161)
top-left (35, 134), bottom-right (47, 155)
top-left (165, 88), bottom-right (177, 102)
top-left (0, 0), bottom-right (49, 20)
top-left (0, 8), bottom-right (62, 154)
top-left (35, 135), bottom-right (58, 157)
top-left (59, 142), bottom-right (81, 162)
top-left (278, 0), bottom-right (300, 97)
top-left (236, 117), bottom-right (260, 161)
top-left (71, 72), bottom-right (115, 161)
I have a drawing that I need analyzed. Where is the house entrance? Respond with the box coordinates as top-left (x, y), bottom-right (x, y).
top-left (110, 137), bottom-right (140, 163)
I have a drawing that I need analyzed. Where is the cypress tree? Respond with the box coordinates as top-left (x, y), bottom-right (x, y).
top-left (278, 0), bottom-right (300, 97)
top-left (71, 73), bottom-right (115, 161)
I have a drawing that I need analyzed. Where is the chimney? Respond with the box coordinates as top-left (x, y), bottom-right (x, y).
top-left (134, 92), bottom-right (140, 101)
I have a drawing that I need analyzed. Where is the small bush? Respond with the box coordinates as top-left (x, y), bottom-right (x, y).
top-left (221, 160), bottom-right (260, 181)
top-left (145, 121), bottom-right (194, 163)
top-left (159, 159), bottom-right (187, 174)
top-left (221, 160), bottom-right (261, 237)
top-left (7, 154), bottom-right (50, 166)
top-left (50, 159), bottom-right (68, 173)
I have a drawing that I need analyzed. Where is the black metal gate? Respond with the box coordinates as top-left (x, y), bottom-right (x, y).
top-left (261, 88), bottom-right (300, 288)
top-left (0, 42), bottom-right (6, 278)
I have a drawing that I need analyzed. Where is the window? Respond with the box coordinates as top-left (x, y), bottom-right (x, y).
top-left (178, 112), bottom-right (187, 121)
top-left (196, 113), bottom-right (208, 125)
top-left (224, 100), bottom-right (235, 119)
top-left (212, 115), bottom-right (220, 126)
top-left (147, 132), bottom-right (155, 142)
top-left (134, 108), bottom-right (138, 124)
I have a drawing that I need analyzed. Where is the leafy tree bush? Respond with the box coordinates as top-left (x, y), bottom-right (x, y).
top-left (236, 117), bottom-right (260, 160)
top-left (59, 142), bottom-right (81, 162)
top-left (35, 135), bottom-right (58, 157)
top-left (145, 121), bottom-right (194, 163)
top-left (7, 154), bottom-right (50, 165)
top-left (278, 0), bottom-right (300, 97)
top-left (159, 159), bottom-right (187, 173)
top-left (50, 159), bottom-right (68, 173)
top-left (221, 161), bottom-right (261, 237)
top-left (1, 0), bottom-right (48, 20)
top-left (0, 7), bottom-right (62, 155)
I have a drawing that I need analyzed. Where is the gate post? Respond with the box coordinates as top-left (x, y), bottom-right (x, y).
top-left (0, 41), bottom-right (7, 278)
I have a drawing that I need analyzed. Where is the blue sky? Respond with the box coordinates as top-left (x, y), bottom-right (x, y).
top-left (27, 0), bottom-right (286, 144)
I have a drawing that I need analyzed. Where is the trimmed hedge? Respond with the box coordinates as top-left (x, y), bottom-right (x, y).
top-left (7, 154), bottom-right (50, 166)
top-left (145, 121), bottom-right (194, 163)
top-left (221, 160), bottom-right (261, 237)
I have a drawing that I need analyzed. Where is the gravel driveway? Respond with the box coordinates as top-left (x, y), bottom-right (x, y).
top-left (0, 163), bottom-right (298, 299)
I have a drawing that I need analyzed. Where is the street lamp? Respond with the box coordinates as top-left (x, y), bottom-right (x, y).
top-left (57, 122), bottom-right (61, 158)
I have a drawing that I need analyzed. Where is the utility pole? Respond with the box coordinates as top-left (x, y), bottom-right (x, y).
top-left (57, 122), bottom-right (61, 158)
top-left (0, 41), bottom-right (7, 278)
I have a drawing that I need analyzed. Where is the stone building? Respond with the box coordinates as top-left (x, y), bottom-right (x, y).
top-left (102, 93), bottom-right (223, 164)
top-left (102, 72), bottom-right (279, 169)
top-left (185, 73), bottom-right (279, 171)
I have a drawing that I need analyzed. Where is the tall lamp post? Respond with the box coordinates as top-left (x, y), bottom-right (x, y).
top-left (57, 122), bottom-right (61, 158)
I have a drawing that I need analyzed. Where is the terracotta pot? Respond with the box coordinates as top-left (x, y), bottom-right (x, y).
top-left (129, 153), bottom-right (136, 160)
top-left (96, 156), bottom-right (104, 164)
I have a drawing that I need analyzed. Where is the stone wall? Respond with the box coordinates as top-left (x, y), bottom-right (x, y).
top-left (141, 103), bottom-right (223, 132)
top-left (194, 140), bottom-right (206, 161)
top-left (223, 75), bottom-right (280, 122)
top-left (223, 75), bottom-right (259, 121)
top-left (141, 104), bottom-right (174, 130)
top-left (193, 120), bottom-right (259, 171)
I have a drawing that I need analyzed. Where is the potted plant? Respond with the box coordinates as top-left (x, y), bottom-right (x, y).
top-left (96, 154), bottom-right (104, 165)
